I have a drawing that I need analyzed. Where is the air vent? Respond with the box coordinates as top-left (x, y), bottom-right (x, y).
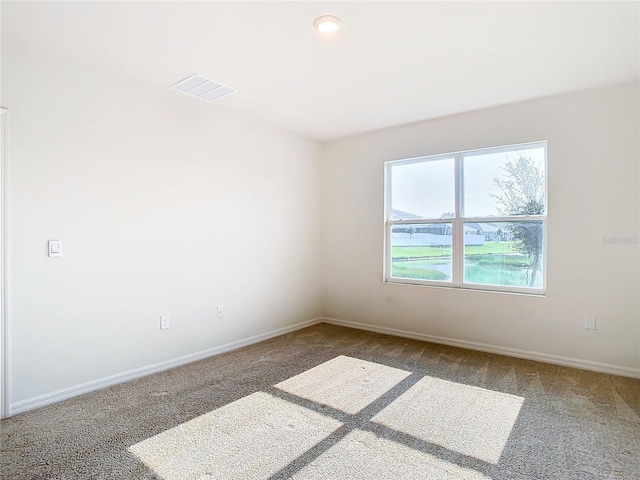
top-left (171, 74), bottom-right (235, 102)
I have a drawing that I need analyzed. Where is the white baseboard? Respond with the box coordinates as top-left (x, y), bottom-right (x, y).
top-left (322, 317), bottom-right (640, 379)
top-left (10, 317), bottom-right (323, 416)
top-left (11, 315), bottom-right (638, 416)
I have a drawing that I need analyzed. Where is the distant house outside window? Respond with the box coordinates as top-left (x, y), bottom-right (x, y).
top-left (384, 141), bottom-right (547, 294)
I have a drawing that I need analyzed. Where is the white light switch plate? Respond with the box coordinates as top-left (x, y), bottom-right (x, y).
top-left (48, 240), bottom-right (62, 257)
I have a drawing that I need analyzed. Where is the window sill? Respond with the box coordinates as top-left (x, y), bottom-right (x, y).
top-left (384, 278), bottom-right (546, 297)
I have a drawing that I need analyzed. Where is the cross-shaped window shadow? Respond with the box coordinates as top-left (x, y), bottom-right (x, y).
top-left (128, 354), bottom-right (524, 479)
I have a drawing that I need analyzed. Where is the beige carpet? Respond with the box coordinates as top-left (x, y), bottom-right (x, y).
top-left (1, 323), bottom-right (638, 479)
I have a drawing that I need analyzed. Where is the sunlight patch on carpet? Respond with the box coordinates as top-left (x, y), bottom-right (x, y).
top-left (274, 355), bottom-right (412, 414)
top-left (294, 429), bottom-right (490, 479)
top-left (372, 376), bottom-right (524, 464)
top-left (128, 391), bottom-right (342, 479)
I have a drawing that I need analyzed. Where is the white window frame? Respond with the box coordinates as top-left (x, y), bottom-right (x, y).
top-left (384, 141), bottom-right (547, 295)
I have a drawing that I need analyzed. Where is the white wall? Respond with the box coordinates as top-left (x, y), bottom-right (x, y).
top-left (2, 40), bottom-right (323, 404)
top-left (322, 83), bottom-right (640, 373)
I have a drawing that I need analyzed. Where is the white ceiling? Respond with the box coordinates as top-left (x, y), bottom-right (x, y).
top-left (2, 1), bottom-right (639, 141)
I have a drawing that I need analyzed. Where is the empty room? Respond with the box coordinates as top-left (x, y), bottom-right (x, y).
top-left (1, 1), bottom-right (638, 479)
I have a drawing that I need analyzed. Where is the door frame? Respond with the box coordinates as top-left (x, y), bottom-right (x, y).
top-left (1, 107), bottom-right (9, 418)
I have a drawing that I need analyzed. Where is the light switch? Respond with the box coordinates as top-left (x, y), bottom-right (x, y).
top-left (48, 240), bottom-right (62, 257)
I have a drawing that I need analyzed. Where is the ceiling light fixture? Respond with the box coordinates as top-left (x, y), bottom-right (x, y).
top-left (313, 15), bottom-right (342, 34)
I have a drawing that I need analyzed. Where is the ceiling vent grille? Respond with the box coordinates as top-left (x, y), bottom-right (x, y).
top-left (171, 74), bottom-right (235, 102)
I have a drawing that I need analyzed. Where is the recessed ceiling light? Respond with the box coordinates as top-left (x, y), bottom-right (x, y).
top-left (313, 15), bottom-right (342, 35)
top-left (171, 74), bottom-right (235, 102)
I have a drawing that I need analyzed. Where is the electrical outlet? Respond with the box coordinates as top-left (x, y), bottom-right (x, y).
top-left (585, 315), bottom-right (596, 330)
top-left (160, 316), bottom-right (170, 330)
top-left (216, 306), bottom-right (224, 318)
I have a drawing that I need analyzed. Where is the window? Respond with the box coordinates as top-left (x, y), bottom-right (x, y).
top-left (385, 142), bottom-right (547, 294)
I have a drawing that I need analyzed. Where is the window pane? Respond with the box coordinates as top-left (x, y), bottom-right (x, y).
top-left (390, 158), bottom-right (455, 220)
top-left (463, 221), bottom-right (544, 289)
top-left (463, 147), bottom-right (545, 217)
top-left (390, 223), bottom-right (452, 282)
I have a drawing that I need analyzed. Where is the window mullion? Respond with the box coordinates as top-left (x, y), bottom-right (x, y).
top-left (453, 154), bottom-right (464, 286)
